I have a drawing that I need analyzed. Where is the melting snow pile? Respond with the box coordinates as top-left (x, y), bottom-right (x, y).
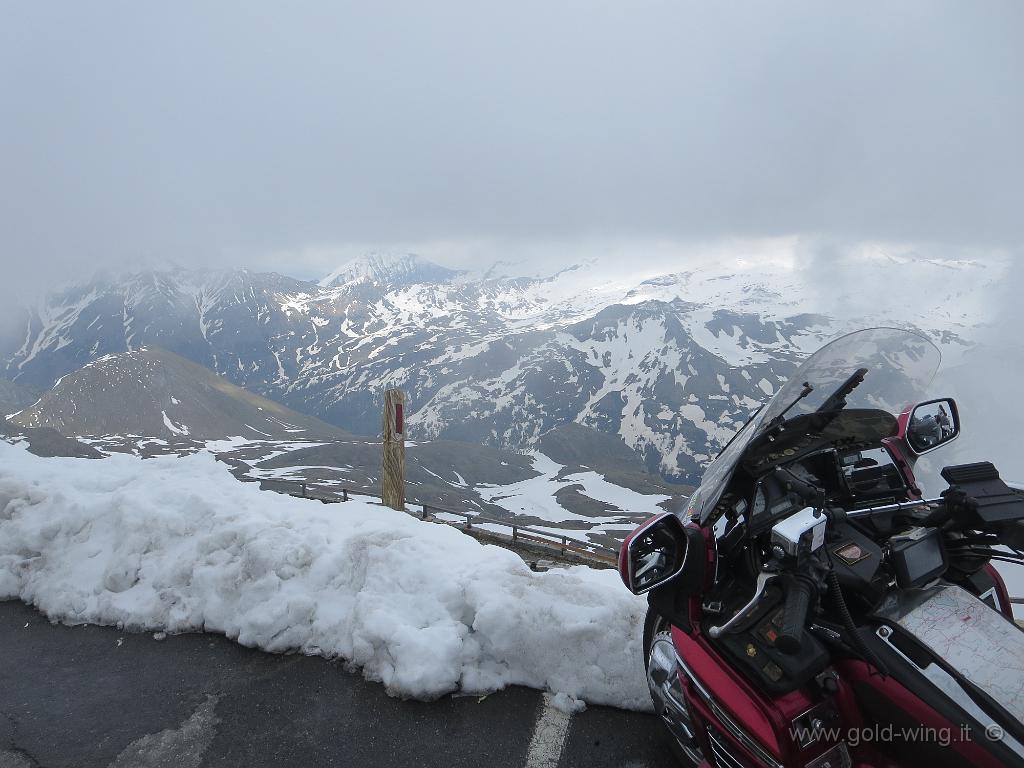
top-left (0, 442), bottom-right (651, 710)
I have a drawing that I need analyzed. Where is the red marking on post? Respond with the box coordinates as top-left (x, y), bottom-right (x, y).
top-left (395, 403), bottom-right (404, 434)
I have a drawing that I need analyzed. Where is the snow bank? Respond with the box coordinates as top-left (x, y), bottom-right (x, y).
top-left (0, 443), bottom-right (651, 710)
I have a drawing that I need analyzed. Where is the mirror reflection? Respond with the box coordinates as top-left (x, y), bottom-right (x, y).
top-left (629, 517), bottom-right (688, 593)
top-left (907, 398), bottom-right (959, 453)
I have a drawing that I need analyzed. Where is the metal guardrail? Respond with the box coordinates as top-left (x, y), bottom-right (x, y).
top-left (252, 476), bottom-right (620, 564)
top-left (248, 475), bottom-right (1024, 580)
top-left (418, 503), bottom-right (619, 561)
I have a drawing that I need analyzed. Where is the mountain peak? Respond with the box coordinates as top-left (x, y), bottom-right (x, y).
top-left (318, 253), bottom-right (459, 289)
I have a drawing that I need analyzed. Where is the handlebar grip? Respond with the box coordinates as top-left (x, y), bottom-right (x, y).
top-left (776, 577), bottom-right (814, 655)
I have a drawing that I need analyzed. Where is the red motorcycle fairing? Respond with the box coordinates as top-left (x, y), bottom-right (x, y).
top-left (669, 575), bottom-right (1024, 768)
top-left (671, 624), bottom-right (843, 767)
top-left (670, 623), bottom-right (1008, 768)
top-left (667, 568), bottom-right (1022, 766)
top-left (671, 520), bottom-right (1017, 768)
top-left (837, 659), bottom-right (1007, 768)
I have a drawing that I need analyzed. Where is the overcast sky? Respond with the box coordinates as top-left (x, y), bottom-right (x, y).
top-left (1, 1), bottom-right (1021, 288)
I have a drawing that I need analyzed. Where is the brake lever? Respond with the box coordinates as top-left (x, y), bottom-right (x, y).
top-left (707, 570), bottom-right (779, 639)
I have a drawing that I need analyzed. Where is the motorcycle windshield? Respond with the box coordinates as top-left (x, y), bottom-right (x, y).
top-left (691, 327), bottom-right (941, 524)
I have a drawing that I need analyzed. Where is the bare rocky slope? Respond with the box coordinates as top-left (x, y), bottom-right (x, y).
top-left (7, 347), bottom-right (348, 441)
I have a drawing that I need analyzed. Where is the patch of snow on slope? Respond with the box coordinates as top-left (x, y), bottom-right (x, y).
top-left (479, 453), bottom-right (667, 523)
top-left (479, 453), bottom-right (606, 523)
top-left (559, 470), bottom-right (671, 512)
top-left (161, 411), bottom-right (190, 436)
top-left (0, 444), bottom-right (650, 710)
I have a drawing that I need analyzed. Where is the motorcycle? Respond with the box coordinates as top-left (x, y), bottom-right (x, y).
top-left (619, 327), bottom-right (1024, 768)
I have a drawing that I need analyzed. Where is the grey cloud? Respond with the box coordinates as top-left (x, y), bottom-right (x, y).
top-left (1, 0), bottom-right (1022, 294)
top-left (3, 3), bottom-right (1023, 520)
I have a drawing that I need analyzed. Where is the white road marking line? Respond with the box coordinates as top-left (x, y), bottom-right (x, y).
top-left (525, 693), bottom-right (572, 768)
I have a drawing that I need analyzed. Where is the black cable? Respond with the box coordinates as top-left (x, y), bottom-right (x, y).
top-left (946, 534), bottom-right (1001, 546)
top-left (958, 547), bottom-right (1024, 565)
top-left (827, 570), bottom-right (889, 677)
top-left (982, 555), bottom-right (1024, 567)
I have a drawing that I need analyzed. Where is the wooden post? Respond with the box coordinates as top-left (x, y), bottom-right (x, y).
top-left (382, 388), bottom-right (406, 511)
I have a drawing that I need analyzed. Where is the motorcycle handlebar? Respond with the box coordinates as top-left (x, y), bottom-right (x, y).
top-left (845, 497), bottom-right (944, 520)
top-left (776, 576), bottom-right (815, 655)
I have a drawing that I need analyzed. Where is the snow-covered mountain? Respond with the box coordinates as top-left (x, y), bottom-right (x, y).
top-left (0, 253), bottom-right (1001, 483)
top-left (318, 252), bottom-right (460, 289)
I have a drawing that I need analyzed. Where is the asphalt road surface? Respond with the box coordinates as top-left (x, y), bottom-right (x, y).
top-left (0, 600), bottom-right (678, 768)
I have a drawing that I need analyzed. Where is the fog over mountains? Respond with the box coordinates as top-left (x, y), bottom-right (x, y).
top-left (0, 253), bottom-right (1002, 484)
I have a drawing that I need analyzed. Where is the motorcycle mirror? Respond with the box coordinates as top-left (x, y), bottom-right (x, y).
top-left (618, 513), bottom-right (692, 595)
top-left (906, 398), bottom-right (960, 456)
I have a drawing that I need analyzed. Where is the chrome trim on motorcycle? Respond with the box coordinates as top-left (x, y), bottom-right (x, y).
top-left (648, 637), bottom-right (693, 737)
top-left (647, 632), bottom-right (704, 764)
top-left (790, 700), bottom-right (838, 749)
top-left (708, 571), bottom-right (778, 639)
top-left (707, 725), bottom-right (749, 768)
top-left (675, 652), bottom-right (785, 768)
top-left (845, 497), bottom-right (944, 519)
